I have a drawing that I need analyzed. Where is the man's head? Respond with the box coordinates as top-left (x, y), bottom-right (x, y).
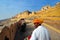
top-left (33, 18), bottom-right (43, 28)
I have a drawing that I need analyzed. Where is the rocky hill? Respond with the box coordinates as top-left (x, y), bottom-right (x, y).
top-left (0, 2), bottom-right (60, 30)
top-left (10, 2), bottom-right (60, 30)
top-left (10, 2), bottom-right (60, 22)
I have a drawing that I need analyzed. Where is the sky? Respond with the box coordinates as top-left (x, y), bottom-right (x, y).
top-left (0, 0), bottom-right (60, 20)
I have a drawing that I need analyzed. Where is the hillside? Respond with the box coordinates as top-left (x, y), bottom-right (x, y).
top-left (10, 2), bottom-right (60, 21)
top-left (10, 2), bottom-right (60, 30)
top-left (0, 2), bottom-right (60, 30)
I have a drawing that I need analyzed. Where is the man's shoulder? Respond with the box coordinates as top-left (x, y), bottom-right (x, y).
top-left (32, 28), bottom-right (38, 34)
top-left (32, 27), bottom-right (40, 34)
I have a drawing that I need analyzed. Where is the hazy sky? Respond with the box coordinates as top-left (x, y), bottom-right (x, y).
top-left (0, 0), bottom-right (60, 20)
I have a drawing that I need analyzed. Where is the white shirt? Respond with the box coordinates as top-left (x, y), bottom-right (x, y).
top-left (30, 26), bottom-right (50, 40)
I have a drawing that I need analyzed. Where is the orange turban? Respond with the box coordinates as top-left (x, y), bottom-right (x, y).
top-left (33, 18), bottom-right (43, 24)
